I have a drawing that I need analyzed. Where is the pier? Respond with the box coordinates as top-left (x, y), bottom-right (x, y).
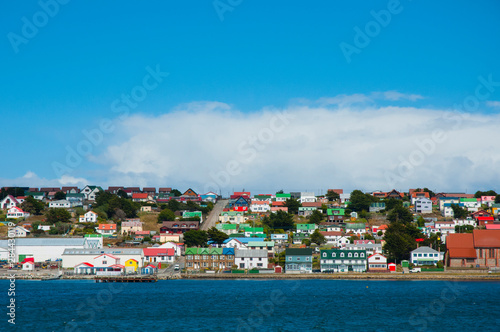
top-left (95, 276), bottom-right (157, 283)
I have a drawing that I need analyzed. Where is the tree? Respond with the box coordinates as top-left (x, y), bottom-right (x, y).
top-left (310, 229), bottom-right (326, 245)
top-left (474, 190), bottom-right (497, 198)
top-left (383, 223), bottom-right (423, 262)
top-left (183, 230), bottom-right (208, 247)
top-left (496, 195), bottom-right (500, 204)
top-left (416, 216), bottom-right (426, 227)
top-left (262, 210), bottom-right (295, 230)
top-left (308, 210), bottom-right (324, 224)
top-left (455, 225), bottom-right (474, 233)
top-left (158, 208), bottom-right (176, 222)
top-left (326, 191), bottom-right (340, 202)
top-left (387, 205), bottom-right (413, 224)
top-left (207, 227), bottom-right (229, 245)
top-left (384, 198), bottom-right (403, 211)
top-left (450, 204), bottom-right (468, 219)
top-left (116, 189), bottom-right (128, 199)
top-left (284, 198), bottom-right (301, 215)
top-left (113, 209), bottom-right (127, 221)
top-left (54, 191), bottom-right (66, 200)
top-left (171, 189), bottom-right (182, 197)
top-left (46, 208), bottom-right (72, 223)
top-left (349, 190), bottom-right (376, 212)
top-left (167, 199), bottom-right (181, 212)
top-left (21, 196), bottom-right (45, 215)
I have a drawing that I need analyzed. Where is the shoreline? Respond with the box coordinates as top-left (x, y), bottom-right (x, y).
top-left (2, 272), bottom-right (500, 281)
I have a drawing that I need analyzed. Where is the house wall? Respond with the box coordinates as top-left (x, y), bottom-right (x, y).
top-left (62, 253), bottom-right (143, 269)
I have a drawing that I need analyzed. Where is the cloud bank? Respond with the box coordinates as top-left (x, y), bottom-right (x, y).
top-left (89, 97), bottom-right (500, 194)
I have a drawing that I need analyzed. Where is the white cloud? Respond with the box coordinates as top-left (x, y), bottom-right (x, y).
top-left (0, 172), bottom-right (88, 188)
top-left (92, 100), bottom-right (500, 194)
top-left (316, 91), bottom-right (424, 108)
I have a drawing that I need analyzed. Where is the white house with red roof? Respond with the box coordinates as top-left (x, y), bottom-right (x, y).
top-left (250, 200), bottom-right (271, 213)
top-left (1, 195), bottom-right (20, 210)
top-left (143, 247), bottom-right (175, 264)
top-left (22, 261), bottom-right (35, 271)
top-left (93, 253), bottom-right (120, 267)
top-left (79, 211), bottom-right (98, 223)
top-left (159, 242), bottom-right (183, 256)
top-left (96, 223), bottom-right (117, 235)
top-left (7, 206), bottom-right (30, 219)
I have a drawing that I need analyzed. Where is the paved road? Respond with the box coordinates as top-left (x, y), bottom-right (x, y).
top-left (200, 199), bottom-right (228, 231)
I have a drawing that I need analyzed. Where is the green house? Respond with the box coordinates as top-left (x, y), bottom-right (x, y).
top-left (296, 223), bottom-right (317, 234)
top-left (285, 248), bottom-right (313, 273)
top-left (320, 249), bottom-right (367, 272)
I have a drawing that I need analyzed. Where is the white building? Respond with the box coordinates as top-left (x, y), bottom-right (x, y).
top-left (441, 204), bottom-right (455, 218)
top-left (22, 261), bottom-right (35, 271)
top-left (250, 201), bottom-right (271, 213)
top-left (62, 248), bottom-right (142, 269)
top-left (234, 249), bottom-right (268, 269)
top-left (0, 236), bottom-right (103, 262)
top-left (8, 226), bottom-right (30, 238)
top-left (79, 211), bottom-right (98, 223)
top-left (80, 185), bottom-right (102, 201)
top-left (49, 200), bottom-right (71, 208)
top-left (270, 234), bottom-right (288, 245)
top-left (367, 253), bottom-right (388, 271)
top-left (7, 207), bottom-right (30, 219)
top-left (159, 242), bottom-right (183, 256)
top-left (299, 192), bottom-right (317, 203)
top-left (320, 232), bottom-right (350, 248)
top-left (0, 195), bottom-right (20, 209)
top-left (415, 198), bottom-right (432, 214)
top-left (410, 246), bottom-right (444, 266)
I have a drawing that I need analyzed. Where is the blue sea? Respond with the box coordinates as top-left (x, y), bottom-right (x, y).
top-left (1, 279), bottom-right (500, 331)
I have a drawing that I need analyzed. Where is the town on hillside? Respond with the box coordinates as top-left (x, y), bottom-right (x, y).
top-left (1, 186), bottom-right (500, 277)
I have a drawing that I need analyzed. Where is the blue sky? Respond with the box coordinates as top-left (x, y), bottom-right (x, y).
top-left (1, 0), bottom-right (499, 194)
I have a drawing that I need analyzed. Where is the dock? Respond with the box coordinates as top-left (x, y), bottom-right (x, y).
top-left (95, 276), bottom-right (157, 283)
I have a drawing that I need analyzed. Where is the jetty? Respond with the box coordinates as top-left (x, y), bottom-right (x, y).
top-left (95, 275), bottom-right (157, 283)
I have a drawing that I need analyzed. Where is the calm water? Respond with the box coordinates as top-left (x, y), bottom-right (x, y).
top-left (1, 279), bottom-right (499, 331)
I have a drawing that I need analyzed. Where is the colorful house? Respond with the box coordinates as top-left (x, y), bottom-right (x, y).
top-left (125, 258), bottom-right (139, 272)
top-left (320, 249), bottom-right (367, 272)
top-left (285, 248), bottom-right (313, 274)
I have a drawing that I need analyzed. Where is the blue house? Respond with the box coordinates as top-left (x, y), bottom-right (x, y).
top-left (285, 248), bottom-right (313, 273)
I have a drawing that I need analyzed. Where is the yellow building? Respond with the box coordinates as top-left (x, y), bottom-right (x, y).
top-left (125, 259), bottom-right (139, 272)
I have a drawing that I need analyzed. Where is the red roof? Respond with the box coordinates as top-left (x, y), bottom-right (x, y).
top-left (477, 217), bottom-right (494, 221)
top-left (446, 233), bottom-right (476, 258)
top-left (301, 202), bottom-right (323, 207)
top-left (132, 193), bottom-right (148, 199)
top-left (272, 201), bottom-right (285, 206)
top-left (473, 230), bottom-right (500, 248)
top-left (94, 254), bottom-right (119, 260)
top-left (378, 225), bottom-right (388, 230)
top-left (485, 224), bottom-right (500, 230)
top-left (76, 262), bottom-right (94, 267)
top-left (143, 248), bottom-right (175, 256)
top-left (21, 257), bottom-right (34, 264)
top-left (98, 224), bottom-right (117, 230)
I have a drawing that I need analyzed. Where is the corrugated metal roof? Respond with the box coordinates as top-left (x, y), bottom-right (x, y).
top-left (235, 249), bottom-right (268, 258)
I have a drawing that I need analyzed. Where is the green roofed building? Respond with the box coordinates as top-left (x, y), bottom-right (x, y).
top-left (216, 223), bottom-right (238, 235)
top-left (327, 208), bottom-right (346, 222)
top-left (320, 249), bottom-right (367, 272)
top-left (276, 193), bottom-right (291, 202)
top-left (292, 233), bottom-right (311, 244)
top-left (296, 223), bottom-right (317, 234)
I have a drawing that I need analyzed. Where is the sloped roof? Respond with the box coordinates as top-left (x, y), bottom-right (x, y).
top-left (473, 230), bottom-right (500, 248)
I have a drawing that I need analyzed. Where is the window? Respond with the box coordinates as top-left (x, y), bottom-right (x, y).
top-left (306, 257), bottom-right (310, 261)
top-left (360, 253), bottom-right (364, 257)
top-left (348, 253), bottom-right (352, 257)
top-left (102, 261), bottom-right (107, 265)
top-left (288, 257), bottom-right (292, 261)
top-left (323, 253), bottom-right (327, 257)
top-left (340, 253), bottom-right (344, 257)
top-left (332, 253), bottom-right (336, 257)
top-left (423, 254), bottom-right (428, 257)
top-left (354, 253), bottom-right (358, 257)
